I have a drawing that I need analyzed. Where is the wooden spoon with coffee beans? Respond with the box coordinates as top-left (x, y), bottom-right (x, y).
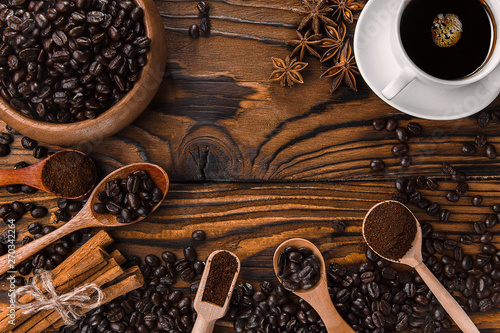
top-left (0, 150), bottom-right (96, 199)
top-left (0, 163), bottom-right (169, 276)
top-left (363, 200), bottom-right (480, 333)
top-left (273, 238), bottom-right (354, 333)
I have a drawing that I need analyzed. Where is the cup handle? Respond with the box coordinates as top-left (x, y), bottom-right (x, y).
top-left (382, 66), bottom-right (416, 100)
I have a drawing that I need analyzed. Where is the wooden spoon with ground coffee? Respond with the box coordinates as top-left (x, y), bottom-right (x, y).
top-left (0, 150), bottom-right (96, 199)
top-left (0, 163), bottom-right (169, 276)
top-left (273, 238), bottom-right (354, 333)
top-left (193, 250), bottom-right (241, 333)
top-left (363, 200), bottom-right (480, 333)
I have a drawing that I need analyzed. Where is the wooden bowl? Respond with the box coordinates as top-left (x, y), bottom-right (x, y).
top-left (0, 0), bottom-right (167, 146)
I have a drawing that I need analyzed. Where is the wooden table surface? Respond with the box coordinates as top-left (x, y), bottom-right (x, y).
top-left (1, 0), bottom-right (500, 332)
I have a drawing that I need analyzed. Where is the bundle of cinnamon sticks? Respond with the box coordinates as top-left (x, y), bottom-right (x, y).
top-left (0, 230), bottom-right (144, 333)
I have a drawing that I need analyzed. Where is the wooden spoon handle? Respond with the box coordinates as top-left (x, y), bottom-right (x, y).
top-left (414, 262), bottom-right (480, 333)
top-left (0, 167), bottom-right (42, 188)
top-left (0, 221), bottom-right (79, 276)
top-left (302, 279), bottom-right (354, 333)
top-left (191, 315), bottom-right (216, 333)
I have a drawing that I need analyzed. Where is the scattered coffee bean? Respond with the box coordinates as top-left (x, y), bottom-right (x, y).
top-left (189, 24), bottom-right (200, 38)
top-left (462, 143), bottom-right (477, 154)
top-left (445, 191), bottom-right (459, 202)
top-left (370, 159), bottom-right (385, 171)
top-left (475, 134), bottom-right (487, 147)
top-left (395, 127), bottom-right (409, 143)
top-left (406, 122), bottom-right (422, 134)
top-left (486, 144), bottom-right (497, 159)
top-left (191, 230), bottom-right (206, 241)
top-left (21, 136), bottom-right (37, 150)
top-left (472, 195), bottom-right (483, 206)
top-left (332, 220), bottom-right (346, 232)
top-left (372, 119), bottom-right (386, 131)
top-left (385, 119), bottom-right (397, 132)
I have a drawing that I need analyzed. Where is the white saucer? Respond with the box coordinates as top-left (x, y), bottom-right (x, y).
top-left (354, 0), bottom-right (500, 120)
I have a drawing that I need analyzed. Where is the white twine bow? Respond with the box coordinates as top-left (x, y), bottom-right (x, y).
top-left (14, 270), bottom-right (104, 325)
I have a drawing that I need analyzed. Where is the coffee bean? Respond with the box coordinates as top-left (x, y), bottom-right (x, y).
top-left (0, 133), bottom-right (13, 145)
top-left (472, 195), bottom-right (483, 206)
top-left (31, 206), bottom-right (48, 218)
top-left (392, 143), bottom-right (409, 156)
top-left (426, 202), bottom-right (440, 216)
top-left (191, 230), bottom-right (206, 241)
top-left (33, 145), bottom-right (48, 159)
top-left (200, 16), bottom-right (210, 34)
top-left (475, 134), bottom-right (487, 147)
top-left (478, 111), bottom-right (490, 127)
top-left (445, 191), bottom-right (459, 202)
top-left (145, 254), bottom-right (161, 267)
top-left (370, 159), bottom-right (385, 171)
top-left (460, 235), bottom-right (474, 245)
top-left (462, 143), bottom-right (476, 154)
top-left (474, 220), bottom-right (487, 235)
top-left (486, 144), bottom-right (497, 159)
top-left (395, 127), bottom-right (409, 143)
top-left (400, 155), bottom-right (412, 168)
top-left (456, 181), bottom-right (468, 195)
top-left (0, 144), bottom-right (10, 157)
top-left (439, 209), bottom-right (450, 222)
top-left (372, 119), bottom-right (386, 131)
top-left (426, 178), bottom-right (438, 190)
top-left (484, 214), bottom-right (498, 228)
top-left (386, 119), bottom-right (397, 132)
top-left (406, 122), bottom-right (422, 134)
top-left (183, 246), bottom-right (197, 262)
top-left (197, 1), bottom-right (210, 14)
top-left (21, 136), bottom-right (37, 149)
top-left (28, 222), bottom-right (42, 235)
top-left (189, 24), bottom-right (200, 38)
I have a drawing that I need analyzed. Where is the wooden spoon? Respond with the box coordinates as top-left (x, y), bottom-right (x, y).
top-left (362, 200), bottom-right (480, 333)
top-left (0, 150), bottom-right (96, 199)
top-left (192, 250), bottom-right (241, 333)
top-left (273, 238), bottom-right (354, 333)
top-left (0, 163), bottom-right (169, 276)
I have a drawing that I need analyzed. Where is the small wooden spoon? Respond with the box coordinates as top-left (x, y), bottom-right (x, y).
top-left (192, 250), bottom-right (241, 333)
top-left (0, 150), bottom-right (96, 199)
top-left (273, 238), bottom-right (354, 333)
top-left (363, 200), bottom-right (480, 333)
top-left (0, 163), bottom-right (169, 276)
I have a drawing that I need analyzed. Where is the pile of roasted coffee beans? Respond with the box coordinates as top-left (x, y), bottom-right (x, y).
top-left (92, 170), bottom-right (163, 223)
top-left (228, 281), bottom-right (326, 332)
top-left (188, 1), bottom-right (210, 38)
top-left (0, 0), bottom-right (151, 123)
top-left (277, 246), bottom-right (321, 292)
top-left (68, 247), bottom-right (205, 333)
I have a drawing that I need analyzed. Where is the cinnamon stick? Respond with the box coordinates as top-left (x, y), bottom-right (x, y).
top-left (0, 247), bottom-right (108, 332)
top-left (50, 266), bottom-right (144, 330)
top-left (11, 258), bottom-right (126, 333)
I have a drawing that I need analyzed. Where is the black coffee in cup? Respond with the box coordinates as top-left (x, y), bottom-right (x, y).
top-left (400, 0), bottom-right (494, 80)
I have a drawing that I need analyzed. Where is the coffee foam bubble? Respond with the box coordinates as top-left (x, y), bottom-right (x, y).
top-left (431, 13), bottom-right (463, 47)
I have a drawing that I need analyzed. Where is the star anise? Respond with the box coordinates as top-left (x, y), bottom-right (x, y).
top-left (318, 22), bottom-right (346, 63)
top-left (295, 0), bottom-right (337, 35)
top-left (330, 0), bottom-right (364, 24)
top-left (269, 56), bottom-right (308, 87)
top-left (287, 30), bottom-right (322, 61)
top-left (320, 40), bottom-right (359, 93)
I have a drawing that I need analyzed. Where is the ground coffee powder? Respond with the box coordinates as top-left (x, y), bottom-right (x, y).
top-left (41, 151), bottom-right (96, 198)
top-left (202, 251), bottom-right (238, 307)
top-left (364, 201), bottom-right (417, 261)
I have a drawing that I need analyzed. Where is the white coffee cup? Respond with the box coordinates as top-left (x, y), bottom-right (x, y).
top-left (382, 0), bottom-right (500, 100)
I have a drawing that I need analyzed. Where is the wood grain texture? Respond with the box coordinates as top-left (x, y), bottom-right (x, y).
top-left (0, 0), bottom-right (499, 331)
top-left (0, 181), bottom-right (498, 331)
